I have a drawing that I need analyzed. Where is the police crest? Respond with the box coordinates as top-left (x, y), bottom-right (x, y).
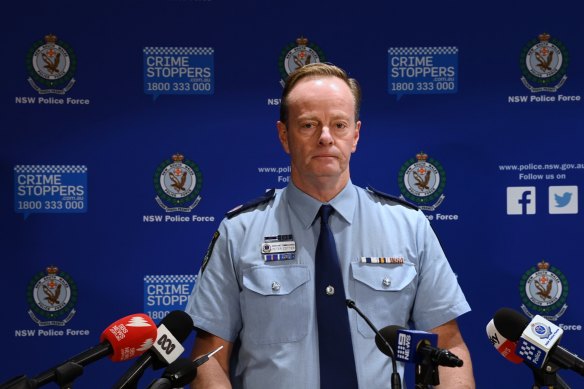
top-left (27, 266), bottom-right (77, 326)
top-left (154, 153), bottom-right (203, 212)
top-left (278, 36), bottom-right (326, 86)
top-left (519, 260), bottom-right (568, 321)
top-left (520, 33), bottom-right (569, 93)
top-left (26, 34), bottom-right (77, 94)
top-left (398, 151), bottom-right (446, 211)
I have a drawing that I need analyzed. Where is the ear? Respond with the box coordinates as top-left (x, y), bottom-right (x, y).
top-left (352, 120), bottom-right (361, 152)
top-left (277, 121), bottom-right (290, 154)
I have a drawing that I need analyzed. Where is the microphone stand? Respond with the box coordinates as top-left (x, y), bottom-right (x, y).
top-left (346, 300), bottom-right (401, 389)
top-left (529, 361), bottom-right (571, 389)
top-left (414, 352), bottom-right (440, 389)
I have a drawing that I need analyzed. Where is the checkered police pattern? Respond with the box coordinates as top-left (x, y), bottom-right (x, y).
top-left (143, 47), bottom-right (214, 55)
top-left (388, 47), bottom-right (458, 55)
top-left (144, 274), bottom-right (197, 283)
top-left (517, 342), bottom-right (537, 360)
top-left (14, 165), bottom-right (87, 174)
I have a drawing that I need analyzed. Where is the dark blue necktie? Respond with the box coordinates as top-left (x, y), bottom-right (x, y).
top-left (315, 204), bottom-right (358, 388)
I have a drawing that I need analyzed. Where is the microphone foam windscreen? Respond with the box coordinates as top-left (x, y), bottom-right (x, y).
top-left (493, 308), bottom-right (530, 342)
top-left (375, 325), bottom-right (400, 357)
top-left (160, 311), bottom-right (194, 342)
top-left (100, 313), bottom-right (157, 362)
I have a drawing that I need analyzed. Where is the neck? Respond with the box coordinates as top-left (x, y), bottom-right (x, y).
top-left (290, 172), bottom-right (350, 203)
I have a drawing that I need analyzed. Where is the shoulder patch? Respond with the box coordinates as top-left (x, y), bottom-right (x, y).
top-left (226, 189), bottom-right (276, 219)
top-left (200, 230), bottom-right (220, 275)
top-left (366, 186), bottom-right (419, 210)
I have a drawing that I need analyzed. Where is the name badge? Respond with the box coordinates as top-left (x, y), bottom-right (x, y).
top-left (262, 235), bottom-right (296, 262)
top-left (262, 241), bottom-right (296, 254)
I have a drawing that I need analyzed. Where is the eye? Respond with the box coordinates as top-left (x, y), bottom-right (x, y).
top-left (335, 122), bottom-right (348, 129)
top-left (300, 121), bottom-right (317, 130)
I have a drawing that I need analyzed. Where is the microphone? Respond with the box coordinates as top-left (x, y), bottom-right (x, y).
top-left (376, 326), bottom-right (463, 368)
top-left (345, 299), bottom-right (401, 389)
top-left (494, 307), bottom-right (584, 375)
top-left (145, 346), bottom-right (223, 389)
top-left (112, 310), bottom-right (194, 389)
top-left (485, 318), bottom-right (523, 364)
top-left (30, 313), bottom-right (156, 387)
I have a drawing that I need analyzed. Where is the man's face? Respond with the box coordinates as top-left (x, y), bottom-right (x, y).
top-left (277, 76), bottom-right (361, 187)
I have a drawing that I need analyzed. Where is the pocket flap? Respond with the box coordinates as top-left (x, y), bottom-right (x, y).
top-left (351, 262), bottom-right (416, 291)
top-left (243, 265), bottom-right (309, 296)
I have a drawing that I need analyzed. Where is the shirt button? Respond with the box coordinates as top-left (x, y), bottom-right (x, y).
top-left (382, 277), bottom-right (391, 287)
top-left (271, 281), bottom-right (281, 292)
top-left (325, 285), bottom-right (335, 296)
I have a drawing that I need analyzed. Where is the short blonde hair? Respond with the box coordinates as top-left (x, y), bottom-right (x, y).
top-left (279, 63), bottom-right (361, 124)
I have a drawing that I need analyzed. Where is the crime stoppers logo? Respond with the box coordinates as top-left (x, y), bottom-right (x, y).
top-left (519, 260), bottom-right (568, 321)
top-left (398, 151), bottom-right (446, 211)
top-left (278, 36), bottom-right (325, 86)
top-left (154, 153), bottom-right (203, 212)
top-left (520, 33), bottom-right (569, 93)
top-left (143, 275), bottom-right (196, 324)
top-left (27, 266), bottom-right (77, 326)
top-left (27, 34), bottom-right (77, 94)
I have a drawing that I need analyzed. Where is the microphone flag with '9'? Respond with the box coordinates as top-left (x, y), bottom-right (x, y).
top-left (397, 329), bottom-right (438, 364)
top-left (100, 313), bottom-right (158, 362)
top-left (485, 318), bottom-right (523, 364)
top-left (376, 326), bottom-right (463, 367)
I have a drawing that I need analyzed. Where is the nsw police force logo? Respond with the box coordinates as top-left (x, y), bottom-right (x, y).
top-left (278, 36), bottom-right (325, 86)
top-left (154, 153), bottom-right (203, 212)
top-left (27, 266), bottom-right (78, 326)
top-left (398, 151), bottom-right (446, 211)
top-left (520, 33), bottom-right (569, 93)
top-left (26, 34), bottom-right (77, 94)
top-left (519, 260), bottom-right (568, 321)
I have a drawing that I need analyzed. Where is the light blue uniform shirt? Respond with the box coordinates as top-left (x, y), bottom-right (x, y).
top-left (186, 181), bottom-right (470, 388)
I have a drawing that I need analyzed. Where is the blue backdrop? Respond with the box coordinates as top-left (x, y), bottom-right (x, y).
top-left (2, 0), bottom-right (583, 387)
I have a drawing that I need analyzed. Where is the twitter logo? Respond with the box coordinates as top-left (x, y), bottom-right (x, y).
top-left (554, 192), bottom-right (572, 208)
top-left (549, 186), bottom-right (578, 214)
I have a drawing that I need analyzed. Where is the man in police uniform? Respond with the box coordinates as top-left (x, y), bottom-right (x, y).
top-left (186, 63), bottom-right (475, 388)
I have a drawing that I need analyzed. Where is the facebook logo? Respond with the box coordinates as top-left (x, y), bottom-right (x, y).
top-left (507, 187), bottom-right (536, 215)
top-left (549, 186), bottom-right (578, 214)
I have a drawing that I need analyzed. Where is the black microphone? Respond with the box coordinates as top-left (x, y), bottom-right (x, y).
top-left (494, 307), bottom-right (584, 376)
top-left (377, 325), bottom-right (463, 368)
top-left (145, 346), bottom-right (223, 389)
top-left (345, 299), bottom-right (401, 389)
top-left (112, 311), bottom-right (194, 389)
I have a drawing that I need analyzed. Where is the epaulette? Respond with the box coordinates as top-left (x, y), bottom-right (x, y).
top-left (366, 186), bottom-right (419, 211)
top-left (225, 189), bottom-right (276, 219)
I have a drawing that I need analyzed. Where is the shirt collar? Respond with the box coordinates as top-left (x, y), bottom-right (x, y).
top-left (285, 180), bottom-right (357, 229)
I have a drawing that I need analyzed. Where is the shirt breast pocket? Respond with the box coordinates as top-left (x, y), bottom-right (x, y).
top-left (351, 262), bottom-right (417, 337)
top-left (241, 264), bottom-right (310, 345)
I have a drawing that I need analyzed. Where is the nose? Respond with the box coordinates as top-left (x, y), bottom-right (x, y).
top-left (319, 126), bottom-right (334, 145)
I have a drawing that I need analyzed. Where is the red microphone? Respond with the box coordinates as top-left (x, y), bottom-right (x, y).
top-left (100, 314), bottom-right (157, 362)
top-left (31, 313), bottom-right (157, 387)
